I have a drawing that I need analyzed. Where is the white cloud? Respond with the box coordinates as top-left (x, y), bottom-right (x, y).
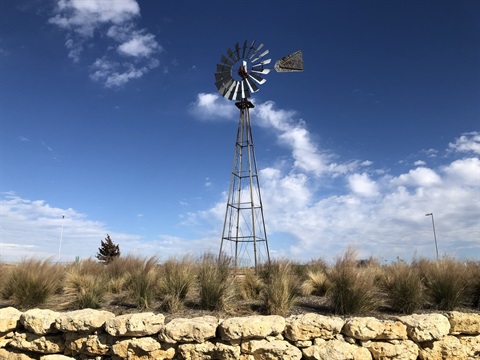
top-left (348, 173), bottom-right (379, 197)
top-left (392, 167), bottom-right (442, 187)
top-left (49, 0), bottom-right (161, 87)
top-left (188, 93), bottom-right (236, 120)
top-left (448, 131), bottom-right (480, 154)
top-left (49, 0), bottom-right (140, 37)
top-left (188, 94), bottom-right (479, 262)
top-left (117, 32), bottom-right (160, 58)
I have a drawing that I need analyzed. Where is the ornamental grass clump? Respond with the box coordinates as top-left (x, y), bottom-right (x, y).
top-left (261, 260), bottom-right (300, 316)
top-left (382, 261), bottom-right (424, 314)
top-left (2, 259), bottom-right (63, 309)
top-left (158, 255), bottom-right (196, 312)
top-left (327, 248), bottom-right (380, 315)
top-left (465, 261), bottom-right (480, 308)
top-left (64, 258), bottom-right (107, 309)
top-left (239, 268), bottom-right (264, 301)
top-left (125, 256), bottom-right (160, 309)
top-left (421, 257), bottom-right (468, 310)
top-left (300, 270), bottom-right (330, 297)
top-left (197, 253), bottom-right (234, 311)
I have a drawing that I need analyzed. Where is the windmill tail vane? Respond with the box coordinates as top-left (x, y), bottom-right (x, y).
top-left (214, 40), bottom-right (304, 101)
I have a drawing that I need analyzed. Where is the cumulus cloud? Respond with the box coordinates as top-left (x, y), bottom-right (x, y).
top-left (188, 93), bottom-right (236, 120)
top-left (49, 0), bottom-right (161, 87)
top-left (188, 95), bottom-right (479, 262)
top-left (448, 131), bottom-right (480, 154)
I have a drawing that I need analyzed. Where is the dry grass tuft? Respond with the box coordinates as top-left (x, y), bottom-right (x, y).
top-left (124, 256), bottom-right (160, 310)
top-left (261, 260), bottom-right (300, 316)
top-left (2, 259), bottom-right (63, 309)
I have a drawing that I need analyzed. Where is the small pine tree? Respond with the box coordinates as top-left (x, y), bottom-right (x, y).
top-left (96, 234), bottom-right (120, 264)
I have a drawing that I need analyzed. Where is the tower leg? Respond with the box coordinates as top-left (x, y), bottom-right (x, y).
top-left (219, 100), bottom-right (270, 272)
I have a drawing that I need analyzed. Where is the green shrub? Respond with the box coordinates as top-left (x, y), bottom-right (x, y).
top-left (158, 255), bottom-right (195, 312)
top-left (382, 262), bottom-right (424, 314)
top-left (197, 253), bottom-right (234, 311)
top-left (2, 259), bottom-right (63, 308)
top-left (261, 260), bottom-right (300, 316)
top-left (422, 258), bottom-right (468, 310)
top-left (327, 249), bottom-right (380, 315)
top-left (125, 256), bottom-right (160, 309)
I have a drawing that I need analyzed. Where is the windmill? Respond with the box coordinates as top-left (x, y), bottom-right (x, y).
top-left (214, 40), bottom-right (303, 271)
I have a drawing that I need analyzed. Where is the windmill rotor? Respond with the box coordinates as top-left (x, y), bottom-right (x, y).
top-left (214, 40), bottom-right (303, 101)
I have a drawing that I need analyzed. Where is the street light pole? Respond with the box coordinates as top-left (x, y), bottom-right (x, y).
top-left (58, 214), bottom-right (65, 262)
top-left (425, 213), bottom-right (439, 260)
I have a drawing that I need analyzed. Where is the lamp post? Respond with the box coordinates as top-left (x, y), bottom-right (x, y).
top-left (425, 213), bottom-right (439, 260)
top-left (58, 214), bottom-right (65, 262)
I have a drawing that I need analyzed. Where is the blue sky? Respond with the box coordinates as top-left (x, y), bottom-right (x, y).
top-left (1, 0), bottom-right (479, 264)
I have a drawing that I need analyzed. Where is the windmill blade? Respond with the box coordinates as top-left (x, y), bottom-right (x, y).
top-left (251, 68), bottom-right (271, 75)
top-left (241, 40), bottom-right (248, 58)
top-left (216, 64), bottom-right (231, 73)
top-left (229, 81), bottom-right (240, 100)
top-left (249, 73), bottom-right (267, 85)
top-left (252, 58), bottom-right (271, 66)
top-left (245, 40), bottom-right (256, 59)
top-left (240, 81), bottom-right (251, 99)
top-left (215, 78), bottom-right (233, 95)
top-left (252, 49), bottom-right (269, 63)
top-left (274, 50), bottom-right (304, 72)
top-left (249, 43), bottom-right (264, 60)
top-left (227, 48), bottom-right (238, 62)
top-left (221, 55), bottom-right (234, 66)
top-left (224, 81), bottom-right (237, 99)
top-left (244, 77), bottom-right (259, 93)
top-left (234, 43), bottom-right (241, 60)
top-left (214, 72), bottom-right (230, 82)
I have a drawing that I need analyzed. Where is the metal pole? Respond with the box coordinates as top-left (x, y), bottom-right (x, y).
top-left (425, 213), bottom-right (439, 260)
top-left (58, 214), bottom-right (65, 262)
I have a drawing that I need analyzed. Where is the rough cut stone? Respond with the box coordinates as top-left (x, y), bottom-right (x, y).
top-left (242, 339), bottom-right (302, 359)
top-left (0, 308), bottom-right (22, 333)
top-left (218, 315), bottom-right (285, 341)
top-left (447, 312), bottom-right (480, 335)
top-left (40, 356), bottom-right (75, 360)
top-left (64, 332), bottom-right (113, 355)
top-left (0, 348), bottom-right (36, 360)
top-left (9, 332), bottom-right (65, 354)
top-left (302, 339), bottom-right (372, 360)
top-left (215, 341), bottom-right (241, 360)
top-left (55, 309), bottom-right (115, 332)
top-left (343, 317), bottom-right (408, 340)
top-left (459, 335), bottom-right (480, 359)
top-left (398, 313), bottom-right (450, 342)
top-left (368, 339), bottom-right (419, 360)
top-left (105, 312), bottom-right (164, 337)
top-left (285, 313), bottom-right (344, 341)
top-left (0, 331), bottom-right (14, 348)
top-left (178, 341), bottom-right (215, 360)
top-left (159, 316), bottom-right (218, 343)
top-left (112, 337), bottom-right (175, 360)
top-left (21, 309), bottom-right (60, 335)
top-left (418, 335), bottom-right (468, 360)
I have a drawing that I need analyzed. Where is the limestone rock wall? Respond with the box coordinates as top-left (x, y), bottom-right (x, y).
top-left (0, 307), bottom-right (478, 359)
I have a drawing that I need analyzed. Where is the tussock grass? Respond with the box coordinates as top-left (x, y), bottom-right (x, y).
top-left (382, 262), bottom-right (424, 314)
top-left (327, 248), bottom-right (380, 315)
top-left (300, 270), bottom-right (330, 297)
top-left (197, 253), bottom-right (234, 311)
top-left (261, 260), bottom-right (300, 316)
top-left (158, 255), bottom-right (195, 312)
top-left (64, 259), bottom-right (107, 309)
top-left (2, 259), bottom-right (63, 308)
top-left (421, 257), bottom-right (468, 310)
top-left (465, 261), bottom-right (480, 308)
top-left (124, 256), bottom-right (160, 309)
top-left (239, 268), bottom-right (264, 301)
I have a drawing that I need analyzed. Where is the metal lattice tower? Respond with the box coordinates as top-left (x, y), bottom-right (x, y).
top-left (214, 40), bottom-right (303, 271)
